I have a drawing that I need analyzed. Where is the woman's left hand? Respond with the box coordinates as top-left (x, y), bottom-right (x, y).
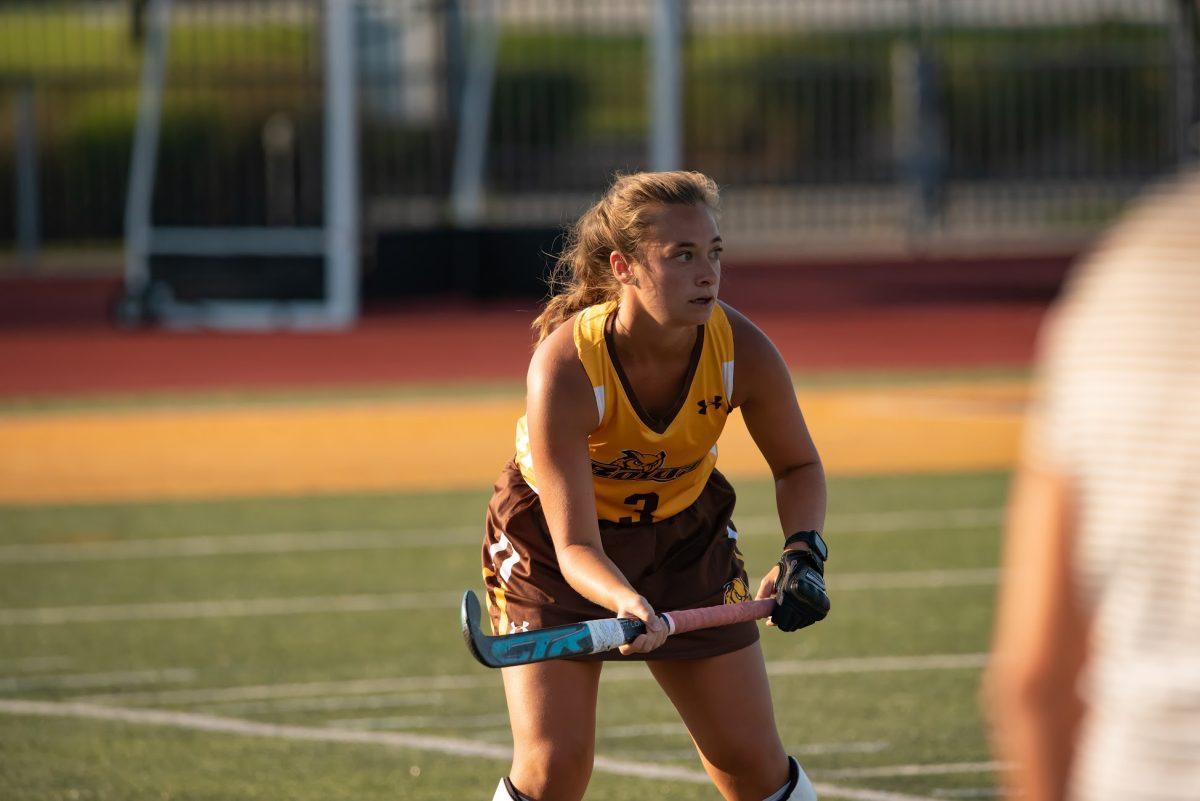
top-left (755, 564), bottom-right (781, 625)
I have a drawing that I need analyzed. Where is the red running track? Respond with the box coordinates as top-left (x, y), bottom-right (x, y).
top-left (0, 255), bottom-right (1071, 398)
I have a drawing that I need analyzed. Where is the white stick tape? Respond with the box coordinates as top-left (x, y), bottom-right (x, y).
top-left (584, 618), bottom-right (628, 653)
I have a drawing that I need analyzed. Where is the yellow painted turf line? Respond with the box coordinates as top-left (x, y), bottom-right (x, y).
top-left (0, 381), bottom-right (1028, 505)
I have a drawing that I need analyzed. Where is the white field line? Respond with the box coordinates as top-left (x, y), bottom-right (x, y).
top-left (598, 747), bottom-right (706, 761)
top-left (327, 712), bottom-right (512, 730)
top-left (0, 697), bottom-right (513, 757)
top-left (596, 721), bottom-right (688, 738)
top-left (601, 741), bottom-right (890, 759)
top-left (766, 653), bottom-right (989, 677)
top-left (0, 656), bottom-right (72, 672)
top-left (823, 762), bottom-right (1006, 779)
top-left (799, 741), bottom-right (891, 756)
top-left (479, 726), bottom-right (884, 757)
top-left (832, 568), bottom-right (998, 591)
top-left (0, 568), bottom-right (996, 627)
top-left (73, 652), bottom-right (987, 706)
top-left (740, 508), bottom-right (1002, 535)
top-left (75, 673), bottom-right (498, 706)
top-left (0, 668), bottom-right (195, 693)
top-left (0, 698), bottom-right (944, 801)
top-left (807, 784), bottom-right (938, 801)
top-left (203, 691), bottom-right (447, 715)
top-left (930, 789), bottom-right (1003, 798)
top-left (0, 508), bottom-right (1001, 565)
top-left (0, 592), bottom-right (462, 625)
top-left (0, 528), bottom-right (481, 564)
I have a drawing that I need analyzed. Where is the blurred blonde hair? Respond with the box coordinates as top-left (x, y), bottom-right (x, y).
top-left (532, 170), bottom-right (720, 343)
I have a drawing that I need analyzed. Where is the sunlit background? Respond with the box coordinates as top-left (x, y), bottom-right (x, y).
top-left (1, 2), bottom-right (1196, 799)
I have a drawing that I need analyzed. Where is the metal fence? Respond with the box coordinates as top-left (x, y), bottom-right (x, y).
top-left (1, 0), bottom-right (1196, 265)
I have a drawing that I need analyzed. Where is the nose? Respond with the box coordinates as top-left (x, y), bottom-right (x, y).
top-left (696, 263), bottom-right (717, 286)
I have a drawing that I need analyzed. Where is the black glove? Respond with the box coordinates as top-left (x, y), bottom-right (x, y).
top-left (771, 548), bottom-right (830, 632)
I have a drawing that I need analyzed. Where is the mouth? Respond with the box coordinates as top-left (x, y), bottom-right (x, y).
top-left (689, 296), bottom-right (714, 307)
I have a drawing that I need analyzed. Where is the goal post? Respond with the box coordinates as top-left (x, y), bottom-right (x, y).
top-left (120, 0), bottom-right (360, 330)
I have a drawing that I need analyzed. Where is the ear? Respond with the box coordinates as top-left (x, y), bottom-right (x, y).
top-left (610, 250), bottom-right (638, 287)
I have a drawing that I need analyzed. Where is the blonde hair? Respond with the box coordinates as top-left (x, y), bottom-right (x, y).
top-left (532, 170), bottom-right (720, 343)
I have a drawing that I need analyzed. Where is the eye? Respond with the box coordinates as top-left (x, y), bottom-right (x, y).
top-left (675, 251), bottom-right (693, 263)
top-left (709, 247), bottom-right (723, 262)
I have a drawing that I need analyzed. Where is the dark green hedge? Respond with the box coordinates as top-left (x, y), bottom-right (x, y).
top-left (0, 94), bottom-right (326, 241)
top-left (944, 57), bottom-right (1172, 179)
top-left (0, 21), bottom-right (1179, 244)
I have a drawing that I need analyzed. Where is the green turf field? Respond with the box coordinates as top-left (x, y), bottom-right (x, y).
top-left (0, 469), bottom-right (1009, 800)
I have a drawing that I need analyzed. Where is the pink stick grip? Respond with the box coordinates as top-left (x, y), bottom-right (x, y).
top-left (663, 598), bottom-right (776, 636)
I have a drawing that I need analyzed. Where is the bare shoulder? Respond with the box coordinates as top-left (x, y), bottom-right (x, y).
top-left (719, 301), bottom-right (790, 408)
top-left (529, 314), bottom-right (576, 372)
top-left (720, 301), bottom-right (779, 362)
top-left (527, 313), bottom-right (595, 424)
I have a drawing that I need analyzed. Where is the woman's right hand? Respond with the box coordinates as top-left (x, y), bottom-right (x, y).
top-left (616, 594), bottom-right (668, 655)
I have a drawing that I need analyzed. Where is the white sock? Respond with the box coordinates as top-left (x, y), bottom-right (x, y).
top-left (761, 756), bottom-right (818, 801)
top-left (763, 784), bottom-right (791, 801)
top-left (492, 777), bottom-right (531, 801)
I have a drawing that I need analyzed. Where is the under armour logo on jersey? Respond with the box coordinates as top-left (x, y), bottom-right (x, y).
top-left (696, 395), bottom-right (725, 415)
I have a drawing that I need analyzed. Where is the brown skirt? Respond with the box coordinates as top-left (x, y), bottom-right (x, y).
top-left (480, 460), bottom-right (759, 661)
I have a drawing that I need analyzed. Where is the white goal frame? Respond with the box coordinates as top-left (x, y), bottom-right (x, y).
top-left (123, 0), bottom-right (359, 330)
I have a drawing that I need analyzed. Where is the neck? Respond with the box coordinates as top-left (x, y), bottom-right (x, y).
top-left (612, 302), bottom-right (697, 360)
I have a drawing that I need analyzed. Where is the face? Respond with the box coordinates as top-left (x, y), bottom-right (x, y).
top-left (612, 203), bottom-right (723, 326)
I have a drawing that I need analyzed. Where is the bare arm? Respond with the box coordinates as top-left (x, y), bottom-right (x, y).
top-left (985, 463), bottom-right (1088, 801)
top-left (723, 305), bottom-right (826, 598)
top-left (525, 322), bottom-right (667, 653)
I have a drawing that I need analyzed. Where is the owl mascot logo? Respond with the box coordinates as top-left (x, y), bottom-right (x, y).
top-left (723, 577), bottom-right (751, 605)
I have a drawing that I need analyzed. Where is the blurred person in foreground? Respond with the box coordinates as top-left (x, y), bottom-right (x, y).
top-left (480, 171), bottom-right (829, 801)
top-left (986, 167), bottom-right (1200, 801)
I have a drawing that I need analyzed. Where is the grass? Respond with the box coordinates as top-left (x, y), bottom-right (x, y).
top-left (0, 469), bottom-right (1010, 799)
top-left (0, 715), bottom-right (504, 801)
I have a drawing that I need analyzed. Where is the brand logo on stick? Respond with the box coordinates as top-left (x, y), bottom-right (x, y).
top-left (494, 627), bottom-right (592, 662)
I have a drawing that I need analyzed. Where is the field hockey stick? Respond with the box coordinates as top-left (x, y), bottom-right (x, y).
top-left (461, 590), bottom-right (775, 669)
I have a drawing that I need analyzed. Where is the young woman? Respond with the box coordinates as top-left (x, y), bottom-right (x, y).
top-left (481, 171), bottom-right (830, 801)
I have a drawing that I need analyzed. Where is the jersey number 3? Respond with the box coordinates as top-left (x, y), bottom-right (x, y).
top-left (620, 492), bottom-right (659, 524)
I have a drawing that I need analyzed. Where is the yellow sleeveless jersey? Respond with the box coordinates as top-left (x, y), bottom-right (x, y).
top-left (515, 299), bottom-right (735, 523)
